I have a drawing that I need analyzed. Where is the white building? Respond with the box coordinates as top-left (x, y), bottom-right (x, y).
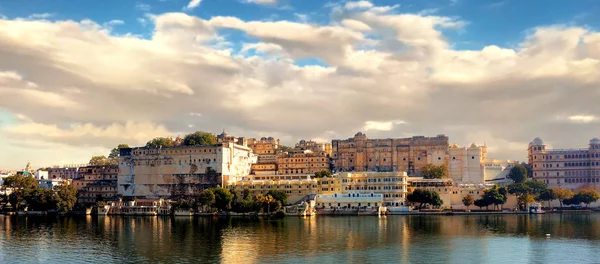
top-left (316, 192), bottom-right (384, 209)
top-left (118, 142), bottom-right (257, 198)
top-left (35, 170), bottom-right (49, 180)
top-left (449, 143), bottom-right (517, 183)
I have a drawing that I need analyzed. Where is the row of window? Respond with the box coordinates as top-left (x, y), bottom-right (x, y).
top-left (134, 148), bottom-right (219, 156)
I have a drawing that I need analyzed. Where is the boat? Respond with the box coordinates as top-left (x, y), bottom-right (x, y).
top-left (528, 203), bottom-right (545, 214)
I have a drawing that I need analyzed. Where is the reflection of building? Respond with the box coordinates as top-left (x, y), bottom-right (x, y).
top-left (332, 132), bottom-right (448, 175)
top-left (448, 143), bottom-right (517, 183)
top-left (277, 151), bottom-right (330, 175)
top-left (528, 137), bottom-right (600, 191)
top-left (295, 140), bottom-right (332, 156)
top-left (118, 143), bottom-right (257, 198)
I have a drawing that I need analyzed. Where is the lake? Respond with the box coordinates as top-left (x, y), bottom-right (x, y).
top-left (1, 214), bottom-right (599, 263)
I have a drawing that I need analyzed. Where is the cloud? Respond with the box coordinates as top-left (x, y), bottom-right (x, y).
top-left (185, 0), bottom-right (202, 10)
top-left (136, 3), bottom-right (152, 12)
top-left (1, 3), bottom-right (600, 167)
top-left (27, 13), bottom-right (53, 20)
top-left (245, 0), bottom-right (277, 5)
top-left (345, 1), bottom-right (374, 10)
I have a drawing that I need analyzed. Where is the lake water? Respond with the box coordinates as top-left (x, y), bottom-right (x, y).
top-left (1, 214), bottom-right (600, 263)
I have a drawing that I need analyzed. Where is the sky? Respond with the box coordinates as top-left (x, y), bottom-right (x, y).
top-left (0, 0), bottom-right (600, 169)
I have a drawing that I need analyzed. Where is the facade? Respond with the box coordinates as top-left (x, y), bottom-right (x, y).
top-left (38, 178), bottom-right (70, 189)
top-left (227, 176), bottom-right (318, 204)
top-left (48, 164), bottom-right (85, 180)
top-left (247, 137), bottom-right (279, 175)
top-left (118, 142), bottom-right (257, 198)
top-left (277, 150), bottom-right (330, 175)
top-left (315, 192), bottom-right (384, 209)
top-left (295, 140), bottom-right (332, 156)
top-left (34, 170), bottom-right (49, 180)
top-left (74, 165), bottom-right (119, 205)
top-left (528, 137), bottom-right (600, 191)
top-left (332, 132), bottom-right (448, 175)
top-left (337, 172), bottom-right (408, 207)
top-left (448, 143), bottom-right (517, 183)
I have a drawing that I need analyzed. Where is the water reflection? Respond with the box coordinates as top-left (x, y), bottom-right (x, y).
top-left (1, 214), bottom-right (600, 263)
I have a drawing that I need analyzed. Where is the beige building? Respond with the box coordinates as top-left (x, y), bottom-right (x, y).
top-left (247, 137), bottom-right (280, 175)
top-left (448, 143), bottom-right (517, 183)
top-left (337, 172), bottom-right (408, 207)
top-left (528, 137), bottom-right (600, 191)
top-left (75, 165), bottom-right (119, 205)
top-left (227, 176), bottom-right (318, 204)
top-left (48, 164), bottom-right (86, 180)
top-left (277, 150), bottom-right (330, 175)
top-left (118, 142), bottom-right (257, 198)
top-left (332, 132), bottom-right (448, 175)
top-left (295, 140), bottom-right (332, 156)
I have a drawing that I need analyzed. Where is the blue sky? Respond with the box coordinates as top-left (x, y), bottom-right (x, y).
top-left (1, 0), bottom-right (598, 52)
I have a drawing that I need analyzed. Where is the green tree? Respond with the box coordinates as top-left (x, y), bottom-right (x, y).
top-left (25, 188), bottom-right (58, 211)
top-left (537, 188), bottom-right (555, 209)
top-left (462, 194), bottom-right (474, 210)
top-left (314, 170), bottom-right (332, 178)
top-left (507, 164), bottom-right (528, 183)
top-left (89, 155), bottom-right (110, 166)
top-left (183, 131), bottom-right (217, 146)
top-left (108, 144), bottom-right (130, 165)
top-left (242, 189), bottom-right (251, 200)
top-left (54, 183), bottom-right (78, 212)
top-left (407, 189), bottom-right (443, 209)
top-left (267, 190), bottom-right (288, 205)
top-left (421, 164), bottom-right (448, 179)
top-left (574, 189), bottom-right (600, 208)
top-left (211, 187), bottom-right (233, 211)
top-left (483, 186), bottom-right (507, 210)
top-left (146, 137), bottom-right (174, 148)
top-left (474, 198), bottom-right (491, 209)
top-left (253, 193), bottom-right (276, 214)
top-left (198, 189), bottom-right (216, 210)
top-left (553, 187), bottom-right (574, 209)
top-left (524, 180), bottom-right (546, 195)
top-left (3, 174), bottom-right (38, 211)
top-left (508, 182), bottom-right (530, 209)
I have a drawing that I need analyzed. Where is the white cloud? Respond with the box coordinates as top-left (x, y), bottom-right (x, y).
top-left (245, 0), bottom-right (277, 5)
top-left (185, 0), bottom-right (202, 10)
top-left (27, 13), bottom-right (53, 20)
top-left (568, 115), bottom-right (599, 123)
top-left (136, 3), bottom-right (152, 12)
top-left (345, 1), bottom-right (374, 10)
top-left (363, 120), bottom-right (406, 131)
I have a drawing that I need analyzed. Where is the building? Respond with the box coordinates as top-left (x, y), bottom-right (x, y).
top-left (48, 164), bottom-right (86, 180)
top-left (247, 137), bottom-right (280, 175)
top-left (528, 137), bottom-right (600, 191)
top-left (38, 178), bottom-right (71, 189)
top-left (34, 170), bottom-right (49, 180)
top-left (336, 172), bottom-right (408, 207)
top-left (315, 192), bottom-right (384, 210)
top-left (216, 130), bottom-right (248, 147)
top-left (227, 175), bottom-right (318, 204)
top-left (295, 140), bottom-right (332, 156)
top-left (448, 143), bottom-right (517, 183)
top-left (74, 165), bottom-right (119, 205)
top-left (332, 132), bottom-right (449, 175)
top-left (277, 150), bottom-right (330, 175)
top-left (118, 142), bottom-right (257, 198)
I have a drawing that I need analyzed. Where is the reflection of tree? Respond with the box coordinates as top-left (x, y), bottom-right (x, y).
top-left (477, 215), bottom-right (508, 234)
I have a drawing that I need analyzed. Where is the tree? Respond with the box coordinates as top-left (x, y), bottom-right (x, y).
top-left (108, 144), bottom-right (130, 165)
top-left (553, 187), bottom-right (574, 209)
top-left (198, 189), bottom-right (216, 209)
top-left (2, 174), bottom-right (38, 211)
top-left (242, 189), bottom-right (251, 200)
top-left (267, 190), bottom-right (288, 205)
top-left (253, 193), bottom-right (276, 214)
top-left (89, 155), bottom-right (110, 166)
top-left (524, 180), bottom-right (546, 196)
top-left (508, 182), bottom-right (530, 209)
top-left (483, 186), bottom-right (507, 210)
top-left (211, 187), bottom-right (234, 211)
top-left (537, 188), bottom-right (555, 209)
top-left (462, 194), bottom-right (474, 210)
top-left (474, 198), bottom-right (491, 209)
top-left (314, 170), bottom-right (332, 178)
top-left (146, 137), bottom-right (174, 148)
top-left (407, 189), bottom-right (443, 209)
top-left (507, 164), bottom-right (528, 183)
top-left (421, 164), bottom-right (448, 179)
top-left (54, 183), bottom-right (78, 212)
top-left (25, 188), bottom-right (58, 211)
top-left (183, 131), bottom-right (217, 146)
top-left (574, 189), bottom-right (600, 208)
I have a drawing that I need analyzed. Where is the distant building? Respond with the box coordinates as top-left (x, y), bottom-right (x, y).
top-left (332, 132), bottom-right (449, 175)
top-left (295, 140), bottom-right (332, 156)
top-left (74, 165), bottom-right (119, 205)
top-left (528, 137), bottom-right (600, 191)
top-left (277, 150), bottom-right (330, 175)
top-left (48, 164), bottom-right (86, 180)
top-left (448, 143), bottom-right (517, 183)
top-left (247, 137), bottom-right (280, 175)
top-left (38, 178), bottom-right (71, 189)
top-left (118, 142), bottom-right (257, 198)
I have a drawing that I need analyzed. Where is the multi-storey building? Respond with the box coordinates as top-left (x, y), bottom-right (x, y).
top-left (295, 140), bottom-right (332, 156)
top-left (118, 142), bottom-right (257, 198)
top-left (277, 150), bottom-right (330, 175)
top-left (337, 172), bottom-right (408, 207)
top-left (332, 132), bottom-right (448, 175)
top-left (74, 165), bottom-right (119, 205)
top-left (528, 137), bottom-right (600, 190)
top-left (247, 137), bottom-right (279, 175)
top-left (227, 176), bottom-right (319, 204)
top-left (448, 143), bottom-right (517, 183)
top-left (48, 164), bottom-right (86, 180)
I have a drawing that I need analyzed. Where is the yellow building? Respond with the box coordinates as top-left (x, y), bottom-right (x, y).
top-left (295, 140), bottom-right (332, 156)
top-left (332, 132), bottom-right (448, 175)
top-left (227, 176), bottom-right (318, 204)
top-left (248, 137), bottom-right (280, 175)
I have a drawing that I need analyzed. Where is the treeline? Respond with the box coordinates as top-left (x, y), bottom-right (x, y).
top-left (0, 174), bottom-right (78, 212)
top-left (171, 187), bottom-right (289, 214)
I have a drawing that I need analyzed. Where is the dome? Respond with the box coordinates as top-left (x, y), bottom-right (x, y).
top-left (529, 137), bottom-right (544, 146)
top-left (355, 132), bottom-right (364, 137)
top-left (591, 138), bottom-right (600, 145)
top-left (450, 144), bottom-right (459, 148)
top-left (268, 137), bottom-right (273, 140)
top-left (469, 143), bottom-right (478, 148)
top-left (261, 137), bottom-right (267, 140)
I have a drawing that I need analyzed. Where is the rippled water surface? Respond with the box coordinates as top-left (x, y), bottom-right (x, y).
top-left (1, 214), bottom-right (600, 263)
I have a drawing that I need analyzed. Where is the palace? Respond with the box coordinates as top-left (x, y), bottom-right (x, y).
top-left (331, 132), bottom-right (449, 175)
top-left (528, 137), bottom-right (600, 190)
